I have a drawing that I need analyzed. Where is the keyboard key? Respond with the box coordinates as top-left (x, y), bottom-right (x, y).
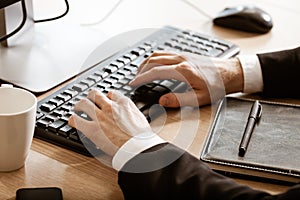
top-left (118, 78), bottom-right (130, 85)
top-left (61, 104), bottom-right (73, 112)
top-left (72, 83), bottom-right (88, 92)
top-left (36, 118), bottom-right (52, 128)
top-left (164, 41), bottom-right (176, 47)
top-left (156, 45), bottom-right (165, 50)
top-left (44, 114), bottom-right (58, 122)
top-left (123, 53), bottom-right (137, 61)
top-left (124, 66), bottom-right (137, 72)
top-left (40, 103), bottom-right (57, 112)
top-left (49, 98), bottom-right (64, 107)
top-left (48, 120), bottom-right (66, 132)
top-left (103, 88), bottom-right (112, 94)
top-left (104, 65), bottom-right (118, 73)
top-left (36, 111), bottom-right (44, 120)
top-left (131, 48), bottom-right (145, 56)
top-left (152, 85), bottom-right (168, 93)
top-left (63, 89), bottom-right (78, 98)
top-left (58, 125), bottom-right (76, 137)
top-left (87, 74), bottom-right (102, 83)
top-left (67, 99), bottom-right (77, 107)
top-left (69, 132), bottom-right (80, 141)
top-left (135, 84), bottom-right (153, 93)
top-left (192, 33), bottom-right (209, 41)
top-left (117, 69), bottom-right (131, 76)
top-left (111, 83), bottom-right (123, 89)
top-left (110, 61), bottom-right (124, 69)
top-left (122, 85), bottom-right (133, 92)
top-left (142, 41), bottom-right (155, 47)
top-left (117, 57), bottom-right (131, 65)
top-left (52, 109), bottom-right (65, 117)
top-left (110, 74), bottom-right (124, 81)
top-left (81, 79), bottom-right (95, 87)
top-left (135, 101), bottom-right (147, 111)
top-left (130, 59), bottom-right (144, 68)
top-left (94, 70), bottom-right (109, 79)
top-left (118, 89), bottom-right (129, 95)
top-left (183, 47), bottom-right (193, 53)
top-left (97, 82), bottom-right (110, 89)
top-left (61, 113), bottom-right (72, 122)
top-left (160, 80), bottom-right (175, 89)
top-left (56, 93), bottom-right (71, 102)
top-left (104, 78), bottom-right (118, 85)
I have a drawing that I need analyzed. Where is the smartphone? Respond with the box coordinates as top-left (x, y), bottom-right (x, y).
top-left (16, 187), bottom-right (63, 200)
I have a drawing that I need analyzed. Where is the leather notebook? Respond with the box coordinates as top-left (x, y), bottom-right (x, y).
top-left (201, 96), bottom-right (300, 183)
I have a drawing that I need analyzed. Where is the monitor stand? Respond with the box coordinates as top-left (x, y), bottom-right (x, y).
top-left (0, 0), bottom-right (120, 93)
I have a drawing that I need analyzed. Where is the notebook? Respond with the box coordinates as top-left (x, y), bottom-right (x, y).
top-left (200, 96), bottom-right (300, 183)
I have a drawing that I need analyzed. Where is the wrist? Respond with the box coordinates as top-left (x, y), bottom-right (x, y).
top-left (220, 58), bottom-right (244, 94)
top-left (110, 134), bottom-right (132, 155)
top-left (102, 131), bottom-right (132, 157)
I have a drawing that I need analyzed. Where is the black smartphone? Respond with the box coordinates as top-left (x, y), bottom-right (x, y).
top-left (16, 187), bottom-right (63, 200)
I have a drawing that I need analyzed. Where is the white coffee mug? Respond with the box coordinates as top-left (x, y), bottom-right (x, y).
top-left (0, 84), bottom-right (37, 172)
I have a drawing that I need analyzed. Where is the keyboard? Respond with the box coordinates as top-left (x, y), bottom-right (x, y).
top-left (35, 26), bottom-right (240, 156)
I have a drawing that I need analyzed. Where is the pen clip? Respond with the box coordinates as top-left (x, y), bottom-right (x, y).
top-left (256, 102), bottom-right (262, 121)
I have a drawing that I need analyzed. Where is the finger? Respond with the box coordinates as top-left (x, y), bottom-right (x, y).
top-left (107, 90), bottom-right (125, 101)
top-left (87, 89), bottom-right (111, 109)
top-left (130, 65), bottom-right (187, 86)
top-left (107, 90), bottom-right (133, 108)
top-left (138, 54), bottom-right (185, 75)
top-left (69, 113), bottom-right (108, 144)
top-left (159, 91), bottom-right (209, 108)
top-left (69, 113), bottom-right (118, 157)
top-left (139, 51), bottom-right (175, 70)
top-left (68, 114), bottom-right (93, 134)
top-left (68, 114), bottom-right (76, 127)
top-left (73, 98), bottom-right (98, 121)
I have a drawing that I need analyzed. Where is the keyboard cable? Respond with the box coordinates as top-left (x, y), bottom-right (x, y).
top-left (34, 0), bottom-right (69, 23)
top-left (0, 0), bottom-right (27, 42)
top-left (80, 0), bottom-right (211, 26)
top-left (80, 0), bottom-right (124, 26)
top-left (181, 0), bottom-right (213, 20)
top-left (0, 0), bottom-right (70, 42)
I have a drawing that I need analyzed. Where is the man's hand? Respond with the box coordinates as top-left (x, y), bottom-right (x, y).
top-left (68, 89), bottom-right (152, 157)
top-left (130, 51), bottom-right (244, 107)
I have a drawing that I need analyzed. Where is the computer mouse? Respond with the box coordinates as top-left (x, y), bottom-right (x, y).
top-left (213, 5), bottom-right (273, 34)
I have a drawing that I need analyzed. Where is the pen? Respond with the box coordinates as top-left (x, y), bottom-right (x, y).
top-left (238, 100), bottom-right (262, 157)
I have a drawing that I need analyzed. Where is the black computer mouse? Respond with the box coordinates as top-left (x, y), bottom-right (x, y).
top-left (213, 5), bottom-right (273, 34)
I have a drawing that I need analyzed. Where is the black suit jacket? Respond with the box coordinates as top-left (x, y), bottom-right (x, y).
top-left (118, 47), bottom-right (300, 200)
top-left (258, 46), bottom-right (300, 97)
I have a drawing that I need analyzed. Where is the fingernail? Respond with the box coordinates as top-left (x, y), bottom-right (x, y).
top-left (160, 97), bottom-right (169, 106)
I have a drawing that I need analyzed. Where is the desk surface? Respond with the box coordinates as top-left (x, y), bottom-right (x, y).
top-left (1, 0), bottom-right (300, 199)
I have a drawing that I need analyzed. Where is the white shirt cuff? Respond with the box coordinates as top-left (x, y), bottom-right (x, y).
top-left (237, 55), bottom-right (264, 94)
top-left (112, 132), bottom-right (165, 171)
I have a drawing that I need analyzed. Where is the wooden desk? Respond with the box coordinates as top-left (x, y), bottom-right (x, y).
top-left (0, 104), bottom-right (292, 200)
top-left (1, 0), bottom-right (299, 199)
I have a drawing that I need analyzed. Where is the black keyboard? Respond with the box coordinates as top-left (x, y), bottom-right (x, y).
top-left (35, 26), bottom-right (240, 156)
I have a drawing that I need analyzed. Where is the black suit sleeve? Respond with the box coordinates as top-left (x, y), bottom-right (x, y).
top-left (258, 46), bottom-right (300, 98)
top-left (118, 143), bottom-right (300, 200)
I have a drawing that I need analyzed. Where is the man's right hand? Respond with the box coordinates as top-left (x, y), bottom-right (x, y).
top-left (130, 51), bottom-right (244, 107)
